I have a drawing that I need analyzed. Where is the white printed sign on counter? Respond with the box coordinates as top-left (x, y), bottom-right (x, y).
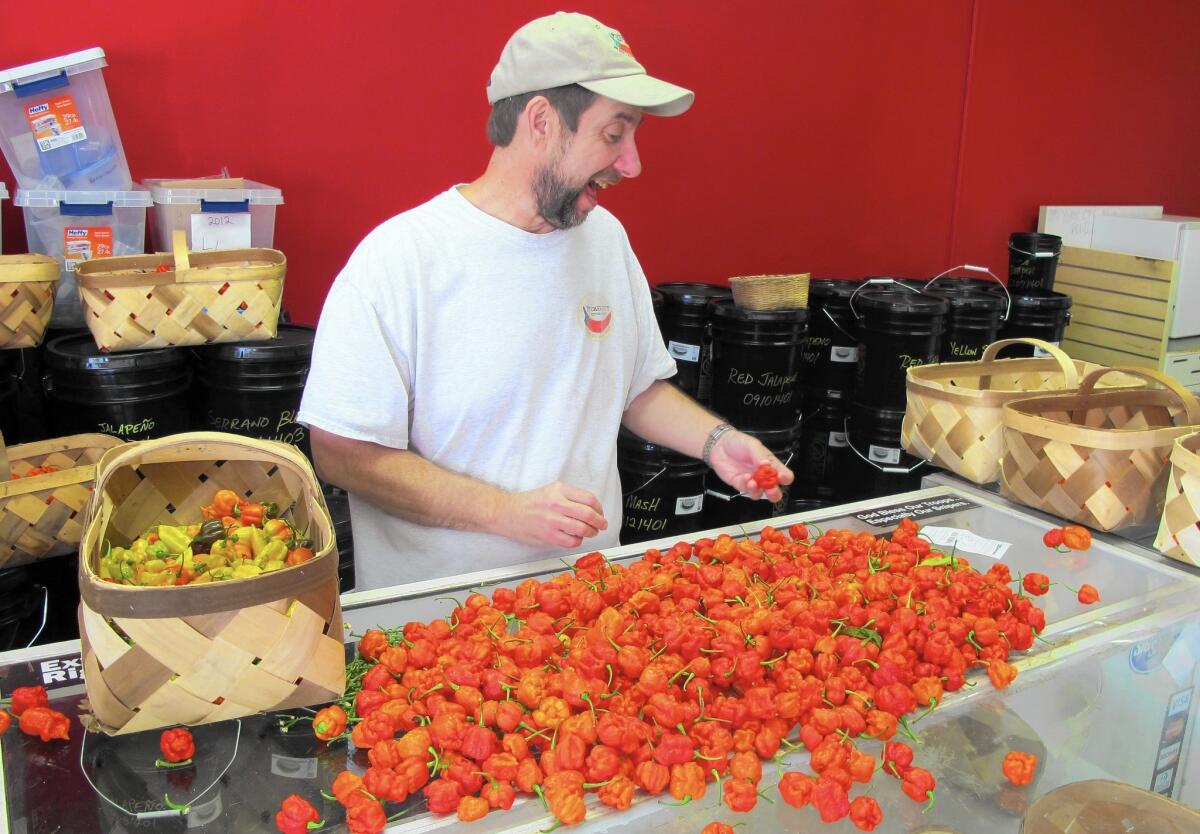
top-left (920, 526), bottom-right (1011, 560)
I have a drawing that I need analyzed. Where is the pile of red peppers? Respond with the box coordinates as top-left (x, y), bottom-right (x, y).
top-left (301, 517), bottom-right (1096, 832)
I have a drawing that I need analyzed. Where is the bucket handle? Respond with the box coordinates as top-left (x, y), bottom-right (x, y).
top-left (705, 451), bottom-right (796, 501)
top-left (622, 465), bottom-right (668, 498)
top-left (24, 585), bottom-right (48, 649)
top-left (1008, 242), bottom-right (1061, 259)
top-left (842, 416), bottom-right (928, 475)
top-left (924, 264), bottom-right (1011, 322)
top-left (821, 306), bottom-right (857, 341)
top-left (849, 278), bottom-right (920, 321)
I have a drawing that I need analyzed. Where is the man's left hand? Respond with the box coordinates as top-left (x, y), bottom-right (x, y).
top-left (709, 430), bottom-right (795, 502)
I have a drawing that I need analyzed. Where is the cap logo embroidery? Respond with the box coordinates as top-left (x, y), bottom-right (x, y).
top-left (609, 33), bottom-right (635, 57)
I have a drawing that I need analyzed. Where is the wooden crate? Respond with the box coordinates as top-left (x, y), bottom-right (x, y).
top-left (1056, 246), bottom-right (1200, 393)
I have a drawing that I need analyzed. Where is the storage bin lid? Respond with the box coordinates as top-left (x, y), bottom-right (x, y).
top-left (0, 182), bottom-right (7, 200)
top-left (0, 48), bottom-right (107, 93)
top-left (144, 178), bottom-right (284, 206)
top-left (14, 185), bottom-right (152, 208)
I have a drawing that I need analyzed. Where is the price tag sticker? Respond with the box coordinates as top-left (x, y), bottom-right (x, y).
top-left (191, 212), bottom-right (252, 250)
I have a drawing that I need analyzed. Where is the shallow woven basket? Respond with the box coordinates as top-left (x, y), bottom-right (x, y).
top-left (1000, 367), bottom-right (1200, 531)
top-left (729, 273), bottom-right (810, 311)
top-left (1154, 432), bottom-right (1200, 566)
top-left (0, 254), bottom-right (58, 349)
top-left (902, 338), bottom-right (1145, 484)
top-left (77, 432), bottom-right (343, 735)
top-left (1021, 779), bottom-right (1200, 833)
top-left (0, 431), bottom-right (124, 568)
top-left (75, 229), bottom-right (285, 352)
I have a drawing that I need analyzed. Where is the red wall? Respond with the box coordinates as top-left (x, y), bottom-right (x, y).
top-left (3, 0), bottom-right (1198, 325)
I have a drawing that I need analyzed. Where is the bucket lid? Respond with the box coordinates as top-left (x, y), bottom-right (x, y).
top-left (850, 401), bottom-right (907, 424)
top-left (45, 334), bottom-right (186, 372)
top-left (809, 279), bottom-right (862, 303)
top-left (742, 424), bottom-right (802, 446)
top-left (14, 185), bottom-right (152, 209)
top-left (0, 47), bottom-right (106, 92)
top-left (144, 177), bottom-right (284, 206)
top-left (201, 324), bottom-right (315, 363)
top-left (709, 297), bottom-right (809, 323)
top-left (656, 282), bottom-right (732, 309)
top-left (1009, 231), bottom-right (1063, 252)
top-left (1010, 290), bottom-right (1073, 310)
top-left (855, 289), bottom-right (949, 317)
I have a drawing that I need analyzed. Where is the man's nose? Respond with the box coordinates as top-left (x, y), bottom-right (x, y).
top-left (614, 136), bottom-right (642, 179)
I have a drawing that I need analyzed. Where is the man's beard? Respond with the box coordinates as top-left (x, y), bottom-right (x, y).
top-left (533, 161), bottom-right (588, 230)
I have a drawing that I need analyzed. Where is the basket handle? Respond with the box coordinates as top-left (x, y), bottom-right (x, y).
top-left (171, 229), bottom-right (191, 272)
top-left (1076, 367), bottom-right (1200, 424)
top-left (978, 338), bottom-right (1078, 389)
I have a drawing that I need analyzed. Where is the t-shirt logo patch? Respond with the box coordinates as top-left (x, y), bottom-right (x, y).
top-left (581, 301), bottom-right (613, 339)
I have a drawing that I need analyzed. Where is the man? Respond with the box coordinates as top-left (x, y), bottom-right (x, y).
top-left (299, 12), bottom-right (793, 590)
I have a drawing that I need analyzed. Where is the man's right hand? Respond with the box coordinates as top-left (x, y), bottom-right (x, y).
top-left (498, 482), bottom-right (608, 549)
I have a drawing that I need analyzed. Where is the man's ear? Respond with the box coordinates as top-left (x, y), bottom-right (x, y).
top-left (522, 95), bottom-right (560, 150)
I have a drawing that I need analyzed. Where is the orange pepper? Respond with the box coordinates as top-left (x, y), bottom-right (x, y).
top-left (1061, 525), bottom-right (1093, 551)
top-left (1002, 750), bottom-right (1038, 785)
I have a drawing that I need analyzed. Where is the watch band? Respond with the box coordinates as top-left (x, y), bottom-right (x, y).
top-left (702, 422), bottom-right (736, 468)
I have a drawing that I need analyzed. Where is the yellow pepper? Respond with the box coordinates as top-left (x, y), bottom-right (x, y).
top-left (255, 539), bottom-right (287, 567)
top-left (156, 525), bottom-right (191, 555)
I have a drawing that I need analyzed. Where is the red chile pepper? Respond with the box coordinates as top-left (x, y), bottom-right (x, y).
top-left (159, 727), bottom-right (195, 763)
top-left (1003, 750), bottom-right (1038, 785)
top-left (274, 794), bottom-right (322, 834)
top-left (362, 766), bottom-right (408, 803)
top-left (849, 795), bottom-right (884, 831)
top-left (312, 705), bottom-right (348, 741)
top-left (349, 712), bottom-right (396, 749)
top-left (460, 724), bottom-right (498, 762)
top-left (345, 796), bottom-right (387, 834)
top-left (0, 711), bottom-right (10, 735)
top-left (652, 731), bottom-right (695, 766)
top-left (1077, 584), bottom-right (1100, 605)
top-left (481, 778), bottom-right (516, 810)
top-left (457, 795), bottom-right (489, 822)
top-left (635, 760), bottom-right (671, 795)
top-left (778, 771), bottom-right (815, 808)
top-left (900, 766), bottom-right (937, 805)
top-left (1042, 528), bottom-right (1065, 549)
top-left (1022, 573), bottom-right (1051, 596)
top-left (331, 771), bottom-right (367, 806)
top-left (723, 776), bottom-right (759, 812)
top-left (424, 777), bottom-right (463, 815)
top-left (18, 706), bottom-right (70, 742)
top-left (598, 774), bottom-right (636, 811)
top-left (883, 741), bottom-right (914, 778)
top-left (811, 775), bottom-right (851, 822)
top-left (987, 659), bottom-right (1019, 690)
top-left (8, 685), bottom-right (49, 717)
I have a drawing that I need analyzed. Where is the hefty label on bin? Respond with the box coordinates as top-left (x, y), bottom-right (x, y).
top-left (25, 94), bottom-right (87, 152)
top-left (63, 226), bottom-right (113, 270)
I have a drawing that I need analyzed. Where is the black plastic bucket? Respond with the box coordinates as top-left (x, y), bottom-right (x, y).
top-left (650, 288), bottom-right (664, 315)
top-left (193, 324), bottom-right (315, 457)
top-left (0, 566), bottom-right (43, 651)
top-left (42, 335), bottom-right (192, 440)
top-left (702, 425), bottom-right (798, 529)
top-left (617, 429), bottom-right (708, 545)
top-left (1008, 232), bottom-right (1063, 294)
top-left (324, 485), bottom-right (356, 592)
top-left (840, 403), bottom-right (928, 502)
top-left (794, 400), bottom-right (850, 503)
top-left (0, 350), bottom-right (19, 442)
top-left (709, 299), bottom-right (808, 431)
top-left (928, 285), bottom-right (1008, 362)
top-left (655, 283), bottom-right (732, 403)
top-left (853, 287), bottom-right (948, 410)
top-left (996, 292), bottom-right (1074, 358)
top-left (800, 279), bottom-right (861, 398)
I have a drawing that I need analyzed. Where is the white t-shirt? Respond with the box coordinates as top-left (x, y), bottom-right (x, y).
top-left (298, 186), bottom-right (676, 590)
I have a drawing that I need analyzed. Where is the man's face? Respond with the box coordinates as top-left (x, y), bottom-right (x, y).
top-left (533, 96), bottom-right (644, 230)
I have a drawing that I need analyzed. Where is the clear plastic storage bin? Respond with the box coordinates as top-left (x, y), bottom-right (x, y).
top-left (0, 181), bottom-right (7, 252)
top-left (144, 177), bottom-right (283, 252)
top-left (14, 186), bottom-right (151, 329)
top-left (0, 48), bottom-right (132, 191)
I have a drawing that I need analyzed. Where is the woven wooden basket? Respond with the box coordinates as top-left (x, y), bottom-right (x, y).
top-left (902, 338), bottom-right (1145, 484)
top-left (729, 273), bottom-right (810, 311)
top-left (1000, 367), bottom-right (1200, 531)
top-left (1154, 432), bottom-right (1200, 566)
top-left (0, 430), bottom-right (124, 568)
top-left (75, 229), bottom-right (285, 352)
top-left (77, 432), bottom-right (344, 735)
top-left (0, 254), bottom-right (58, 349)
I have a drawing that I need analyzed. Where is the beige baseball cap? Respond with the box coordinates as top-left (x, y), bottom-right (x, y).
top-left (487, 12), bottom-right (694, 117)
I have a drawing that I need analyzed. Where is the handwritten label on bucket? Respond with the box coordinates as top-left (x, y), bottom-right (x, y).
top-left (191, 212), bottom-right (251, 251)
